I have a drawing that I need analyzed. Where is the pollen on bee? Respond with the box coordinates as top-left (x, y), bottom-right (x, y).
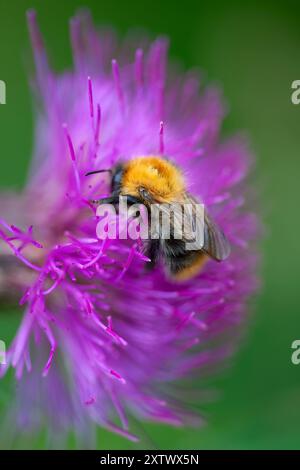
top-left (150, 167), bottom-right (159, 175)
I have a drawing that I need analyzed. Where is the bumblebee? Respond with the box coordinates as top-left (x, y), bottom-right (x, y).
top-left (86, 156), bottom-right (230, 281)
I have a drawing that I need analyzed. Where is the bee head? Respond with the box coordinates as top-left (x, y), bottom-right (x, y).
top-left (121, 155), bottom-right (185, 204)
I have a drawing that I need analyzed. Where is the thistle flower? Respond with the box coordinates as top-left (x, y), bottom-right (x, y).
top-left (0, 10), bottom-right (259, 443)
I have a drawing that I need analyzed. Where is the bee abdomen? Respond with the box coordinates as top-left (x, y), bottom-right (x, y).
top-left (162, 240), bottom-right (208, 281)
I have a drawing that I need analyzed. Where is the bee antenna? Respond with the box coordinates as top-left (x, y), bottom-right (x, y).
top-left (85, 169), bottom-right (112, 176)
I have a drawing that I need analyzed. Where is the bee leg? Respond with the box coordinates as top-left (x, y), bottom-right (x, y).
top-left (121, 195), bottom-right (143, 206)
top-left (144, 239), bottom-right (160, 270)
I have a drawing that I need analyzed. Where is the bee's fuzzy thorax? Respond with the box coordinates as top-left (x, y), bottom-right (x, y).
top-left (121, 155), bottom-right (186, 202)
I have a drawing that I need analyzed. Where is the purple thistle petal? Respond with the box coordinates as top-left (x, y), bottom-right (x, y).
top-left (0, 9), bottom-right (260, 444)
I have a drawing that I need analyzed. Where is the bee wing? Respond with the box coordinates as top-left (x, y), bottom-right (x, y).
top-left (203, 210), bottom-right (230, 261)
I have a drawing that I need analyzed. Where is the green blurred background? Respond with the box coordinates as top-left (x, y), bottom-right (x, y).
top-left (0, 0), bottom-right (300, 450)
